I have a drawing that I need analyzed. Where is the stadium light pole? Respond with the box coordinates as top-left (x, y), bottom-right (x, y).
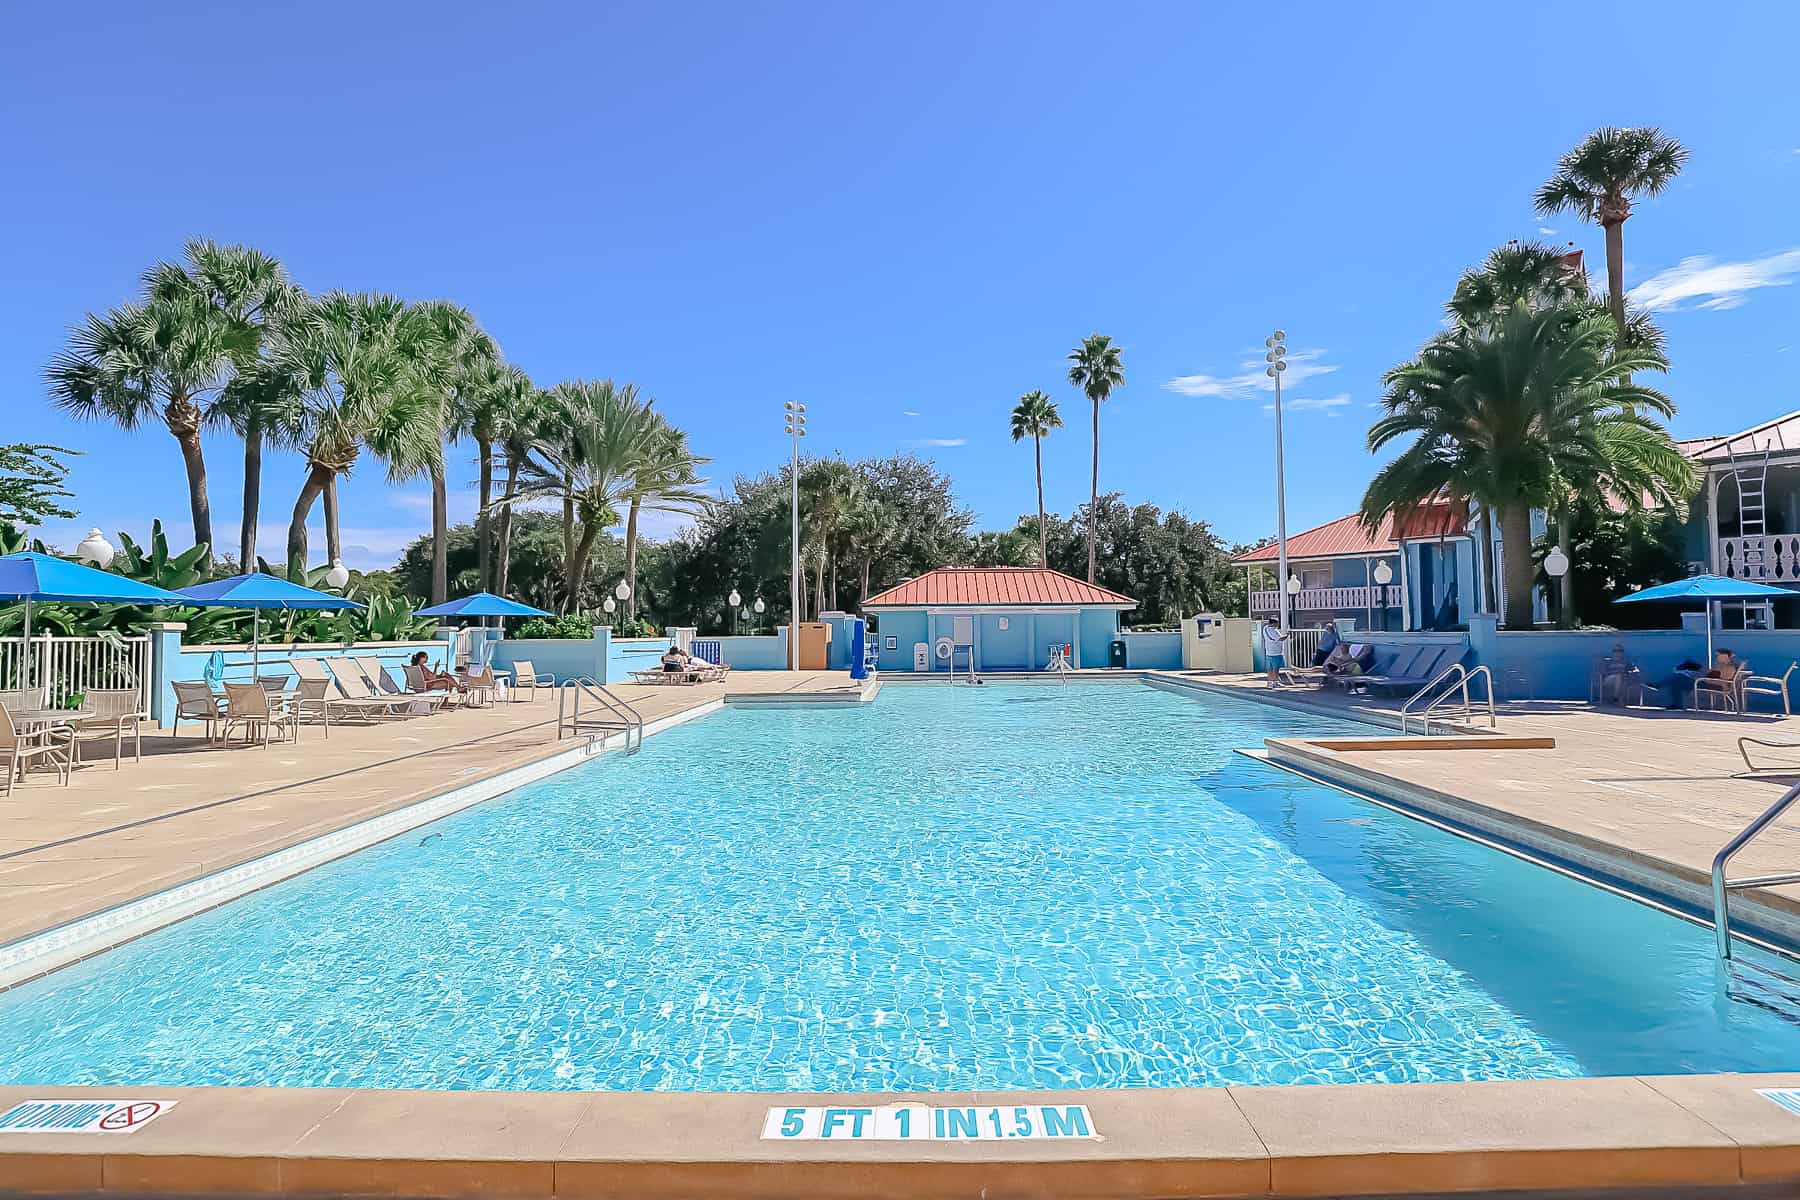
top-left (1266, 330), bottom-right (1290, 635)
top-left (784, 402), bottom-right (806, 668)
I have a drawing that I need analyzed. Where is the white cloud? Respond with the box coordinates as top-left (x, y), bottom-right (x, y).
top-left (1537, 226), bottom-right (1558, 235)
top-left (902, 410), bottom-right (921, 417)
top-left (1163, 349), bottom-right (1339, 399)
top-left (1628, 248), bottom-right (1800, 313)
top-left (906, 437), bottom-right (967, 448)
top-left (1261, 393), bottom-right (1353, 418)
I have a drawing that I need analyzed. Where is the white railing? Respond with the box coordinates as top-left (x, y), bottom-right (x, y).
top-left (1719, 535), bottom-right (1800, 584)
top-left (1250, 585), bottom-right (1403, 614)
top-left (0, 635), bottom-right (153, 708)
top-left (1284, 628), bottom-right (1325, 665)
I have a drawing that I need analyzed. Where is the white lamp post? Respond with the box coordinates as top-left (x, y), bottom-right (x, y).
top-left (784, 401), bottom-right (807, 668)
top-left (754, 595), bottom-right (765, 634)
top-left (75, 529), bottom-right (114, 569)
top-left (1544, 545), bottom-right (1570, 627)
top-left (1266, 330), bottom-right (1291, 636)
top-left (603, 596), bottom-right (616, 616)
top-left (728, 588), bottom-right (741, 635)
top-left (1373, 559), bottom-right (1394, 632)
top-left (325, 559), bottom-right (350, 590)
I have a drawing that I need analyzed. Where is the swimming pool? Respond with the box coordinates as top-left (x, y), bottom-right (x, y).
top-left (4, 679), bottom-right (1799, 1091)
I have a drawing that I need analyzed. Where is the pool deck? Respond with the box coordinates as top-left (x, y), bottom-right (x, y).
top-left (1157, 670), bottom-right (1800, 943)
top-left (0, 670), bottom-right (864, 956)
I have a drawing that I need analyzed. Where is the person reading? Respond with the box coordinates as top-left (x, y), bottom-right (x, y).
top-left (409, 652), bottom-right (465, 692)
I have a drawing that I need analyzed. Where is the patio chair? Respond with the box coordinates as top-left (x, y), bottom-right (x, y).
top-left (1696, 661), bottom-right (1750, 713)
top-left (355, 657), bottom-right (446, 711)
top-left (169, 679), bottom-right (225, 740)
top-left (220, 682), bottom-right (297, 748)
top-left (65, 687), bottom-right (144, 769)
top-left (1, 704), bottom-right (72, 795)
top-left (1743, 661), bottom-right (1798, 715)
top-left (506, 659), bottom-right (555, 701)
top-left (1327, 645), bottom-right (1419, 693)
top-left (398, 662), bottom-right (458, 710)
top-left (456, 664), bottom-right (499, 707)
top-left (0, 688), bottom-right (45, 713)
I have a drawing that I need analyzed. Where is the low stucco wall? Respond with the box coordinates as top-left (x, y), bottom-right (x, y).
top-left (1120, 630), bottom-right (1182, 670)
top-left (151, 633), bottom-right (450, 727)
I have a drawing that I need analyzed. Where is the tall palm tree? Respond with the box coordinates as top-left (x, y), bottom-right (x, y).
top-left (1009, 390), bottom-right (1062, 568)
top-left (415, 302), bottom-right (498, 604)
top-left (152, 240), bottom-right (303, 570)
top-left (619, 414), bottom-right (711, 621)
top-left (462, 363), bottom-right (535, 591)
top-left (1534, 127), bottom-right (1688, 333)
top-left (799, 459), bottom-right (863, 615)
top-left (1361, 302), bottom-right (1691, 628)
top-left (1066, 334), bottom-right (1124, 583)
top-left (493, 385), bottom-right (550, 597)
top-left (47, 289), bottom-right (235, 551)
top-left (267, 293), bottom-right (443, 575)
top-left (526, 379), bottom-right (659, 607)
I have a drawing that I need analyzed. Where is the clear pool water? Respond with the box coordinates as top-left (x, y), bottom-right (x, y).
top-left (6, 680), bottom-right (1800, 1091)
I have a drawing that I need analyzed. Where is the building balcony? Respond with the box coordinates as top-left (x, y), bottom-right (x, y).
top-left (1718, 535), bottom-right (1800, 584)
top-left (1249, 585), bottom-right (1404, 615)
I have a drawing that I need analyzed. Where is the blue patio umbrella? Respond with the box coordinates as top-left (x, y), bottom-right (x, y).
top-left (1613, 573), bottom-right (1795, 660)
top-left (177, 573), bottom-right (364, 680)
top-left (0, 552), bottom-right (191, 692)
top-left (414, 592), bottom-right (552, 619)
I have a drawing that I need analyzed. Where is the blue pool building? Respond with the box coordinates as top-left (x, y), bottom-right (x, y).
top-left (863, 566), bottom-right (1140, 672)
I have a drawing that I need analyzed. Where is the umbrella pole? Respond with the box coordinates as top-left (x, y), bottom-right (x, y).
top-left (252, 611), bottom-right (261, 682)
top-left (21, 597), bottom-right (30, 696)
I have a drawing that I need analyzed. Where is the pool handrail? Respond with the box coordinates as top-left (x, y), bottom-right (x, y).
top-left (1712, 777), bottom-right (1800, 959)
top-left (1398, 662), bottom-right (1496, 735)
top-left (557, 675), bottom-right (644, 754)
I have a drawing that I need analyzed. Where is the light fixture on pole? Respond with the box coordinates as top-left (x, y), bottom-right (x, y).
top-left (1543, 546), bottom-right (1569, 579)
top-left (325, 559), bottom-right (350, 590)
top-left (783, 401), bottom-right (807, 668)
top-left (754, 595), bottom-right (766, 634)
top-left (1265, 329), bottom-right (1291, 636)
top-left (729, 588), bottom-right (741, 635)
top-left (1373, 560), bottom-right (1394, 632)
top-left (1286, 574), bottom-right (1302, 596)
top-left (75, 529), bottom-right (114, 569)
top-left (614, 580), bottom-right (631, 602)
top-left (603, 596), bottom-right (616, 615)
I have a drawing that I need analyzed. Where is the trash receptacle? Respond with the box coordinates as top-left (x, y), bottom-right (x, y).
top-left (1109, 639), bottom-right (1127, 668)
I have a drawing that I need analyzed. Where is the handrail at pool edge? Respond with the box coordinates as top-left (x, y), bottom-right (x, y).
top-left (1712, 777), bottom-right (1800, 959)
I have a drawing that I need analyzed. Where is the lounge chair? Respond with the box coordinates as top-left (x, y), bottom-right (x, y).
top-left (1364, 645), bottom-right (1459, 695)
top-left (1743, 661), bottom-right (1796, 715)
top-left (506, 659), bottom-right (555, 702)
top-left (220, 682), bottom-right (298, 748)
top-left (170, 679), bottom-right (226, 740)
top-left (65, 687), bottom-right (144, 769)
top-left (291, 659), bottom-right (405, 722)
top-left (630, 666), bottom-right (705, 686)
top-left (399, 662), bottom-right (460, 710)
top-left (357, 657), bottom-right (450, 712)
top-left (1, 705), bottom-right (72, 794)
top-left (1325, 644), bottom-right (1415, 692)
top-left (325, 659), bottom-right (422, 717)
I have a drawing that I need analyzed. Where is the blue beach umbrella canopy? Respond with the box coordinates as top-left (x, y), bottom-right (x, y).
top-left (0, 552), bottom-right (192, 692)
top-left (415, 592), bottom-right (552, 618)
top-left (1613, 573), bottom-right (1795, 660)
top-left (177, 572), bottom-right (365, 679)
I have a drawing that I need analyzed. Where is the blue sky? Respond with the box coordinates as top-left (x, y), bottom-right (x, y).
top-left (6, 2), bottom-right (1799, 568)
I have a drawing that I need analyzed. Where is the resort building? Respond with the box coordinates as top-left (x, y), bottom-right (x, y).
top-left (863, 566), bottom-right (1137, 672)
top-left (1683, 409), bottom-right (1800, 628)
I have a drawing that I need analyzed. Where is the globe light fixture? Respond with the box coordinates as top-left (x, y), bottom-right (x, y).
top-left (325, 559), bottom-right (351, 589)
top-left (728, 588), bottom-right (741, 608)
top-left (615, 580), bottom-right (631, 602)
top-left (1544, 545), bottom-right (1570, 579)
top-left (75, 529), bottom-right (114, 568)
top-left (1286, 574), bottom-right (1302, 595)
top-left (603, 596), bottom-right (617, 614)
top-left (753, 597), bottom-right (766, 614)
top-left (1373, 560), bottom-right (1394, 586)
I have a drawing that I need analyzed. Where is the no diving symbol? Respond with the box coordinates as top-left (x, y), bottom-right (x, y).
top-left (98, 1102), bottom-right (166, 1131)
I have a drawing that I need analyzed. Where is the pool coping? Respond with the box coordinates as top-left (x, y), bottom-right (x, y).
top-left (0, 700), bottom-right (726, 992)
top-left (4, 1074), bottom-right (1800, 1198)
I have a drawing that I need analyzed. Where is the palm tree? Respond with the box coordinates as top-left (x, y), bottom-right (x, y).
top-left (1066, 334), bottom-right (1124, 582)
top-left (154, 241), bottom-right (302, 570)
top-left (460, 363), bottom-right (535, 591)
top-left (798, 459), bottom-right (863, 614)
top-left (1362, 302), bottom-right (1692, 628)
top-left (493, 385), bottom-right (550, 597)
top-left (526, 380), bottom-right (659, 607)
top-left (47, 290), bottom-right (235, 551)
top-left (619, 414), bottom-right (711, 621)
top-left (268, 293), bottom-right (443, 575)
top-left (1009, 390), bottom-right (1062, 568)
top-left (1535, 127), bottom-right (1689, 333)
top-left (414, 302), bottom-right (498, 604)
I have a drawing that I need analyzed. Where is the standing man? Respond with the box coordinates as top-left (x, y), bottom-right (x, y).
top-left (1261, 616), bottom-right (1289, 688)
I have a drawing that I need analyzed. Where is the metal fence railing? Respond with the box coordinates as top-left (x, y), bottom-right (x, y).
top-left (1284, 627), bottom-right (1327, 666)
top-left (0, 635), bottom-right (153, 709)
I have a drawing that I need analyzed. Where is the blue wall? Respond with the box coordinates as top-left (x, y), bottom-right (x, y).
top-left (1120, 630), bottom-right (1182, 669)
top-left (712, 631), bottom-right (789, 669)
top-left (873, 610), bottom-right (930, 671)
top-left (488, 629), bottom-right (612, 685)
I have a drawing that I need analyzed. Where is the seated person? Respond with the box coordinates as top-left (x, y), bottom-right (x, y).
top-left (1312, 625), bottom-right (1341, 667)
top-left (1666, 649), bottom-right (1739, 710)
top-left (409, 651), bottom-right (465, 692)
top-left (1321, 641), bottom-right (1359, 677)
top-left (661, 644), bottom-right (694, 673)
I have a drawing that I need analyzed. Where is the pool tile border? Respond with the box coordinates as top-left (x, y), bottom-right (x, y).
top-left (2, 1075), bottom-right (1798, 1198)
top-left (0, 700), bottom-right (725, 992)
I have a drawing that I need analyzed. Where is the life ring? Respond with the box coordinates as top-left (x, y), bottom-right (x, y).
top-left (934, 637), bottom-right (954, 661)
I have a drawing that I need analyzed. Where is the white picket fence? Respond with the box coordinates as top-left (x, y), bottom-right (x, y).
top-left (1284, 627), bottom-right (1328, 665)
top-left (0, 635), bottom-right (153, 708)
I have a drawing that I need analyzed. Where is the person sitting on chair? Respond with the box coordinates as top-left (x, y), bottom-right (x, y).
top-left (661, 643), bottom-right (696, 674)
top-left (409, 651), bottom-right (466, 692)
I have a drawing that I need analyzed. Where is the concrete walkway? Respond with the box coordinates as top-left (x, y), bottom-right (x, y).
top-left (0, 671), bottom-right (860, 948)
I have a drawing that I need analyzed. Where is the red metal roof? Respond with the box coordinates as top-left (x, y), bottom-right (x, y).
top-left (1392, 498), bottom-right (1468, 541)
top-left (1233, 512), bottom-right (1396, 564)
top-left (861, 567), bottom-right (1136, 609)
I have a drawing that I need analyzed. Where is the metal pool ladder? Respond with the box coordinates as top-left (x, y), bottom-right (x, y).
top-left (557, 675), bottom-right (644, 754)
top-left (1397, 663), bottom-right (1497, 734)
top-left (1712, 778), bottom-right (1800, 959)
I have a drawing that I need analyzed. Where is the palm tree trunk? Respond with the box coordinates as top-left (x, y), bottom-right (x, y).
top-left (1499, 505), bottom-right (1537, 631)
top-left (287, 465), bottom-right (331, 578)
top-left (239, 412), bottom-right (262, 570)
top-left (560, 473), bottom-right (576, 609)
top-left (1034, 433), bottom-right (1048, 568)
top-left (1603, 217), bottom-right (1627, 333)
top-left (496, 456), bottom-right (520, 596)
top-left (624, 498), bottom-right (641, 622)
top-left (1087, 399), bottom-right (1099, 582)
top-left (429, 461), bottom-right (448, 605)
top-left (476, 441), bottom-right (494, 591)
top-left (569, 518), bottom-right (601, 604)
top-left (168, 409), bottom-right (213, 553)
top-left (829, 551), bottom-right (838, 611)
top-left (322, 476), bottom-right (342, 566)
